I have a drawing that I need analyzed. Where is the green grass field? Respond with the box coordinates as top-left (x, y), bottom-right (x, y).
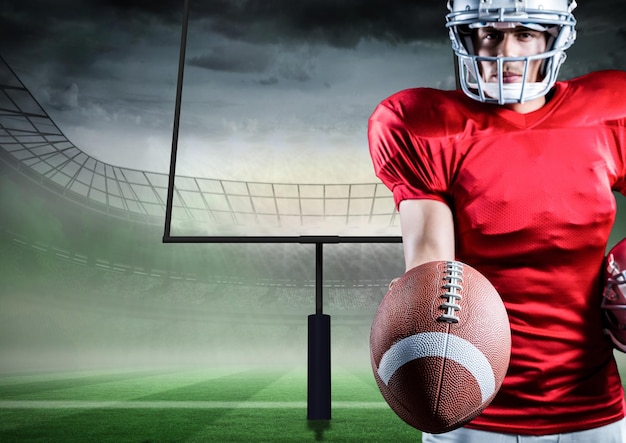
top-left (0, 366), bottom-right (422, 442)
top-left (4, 356), bottom-right (626, 442)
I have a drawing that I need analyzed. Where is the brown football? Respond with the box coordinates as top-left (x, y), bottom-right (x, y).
top-left (370, 260), bottom-right (511, 434)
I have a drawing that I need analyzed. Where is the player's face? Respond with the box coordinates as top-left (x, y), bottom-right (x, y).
top-left (473, 26), bottom-right (548, 84)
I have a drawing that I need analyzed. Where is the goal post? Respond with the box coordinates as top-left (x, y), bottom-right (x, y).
top-left (162, 0), bottom-right (401, 422)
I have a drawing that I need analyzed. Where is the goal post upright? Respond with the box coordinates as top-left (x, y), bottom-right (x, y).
top-left (163, 0), bottom-right (190, 241)
top-left (162, 0), bottom-right (401, 422)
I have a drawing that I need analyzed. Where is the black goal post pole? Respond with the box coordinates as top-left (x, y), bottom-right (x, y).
top-left (163, 0), bottom-right (189, 240)
top-left (307, 242), bottom-right (331, 420)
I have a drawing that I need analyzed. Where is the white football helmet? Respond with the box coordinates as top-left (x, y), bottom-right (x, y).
top-left (446, 0), bottom-right (577, 104)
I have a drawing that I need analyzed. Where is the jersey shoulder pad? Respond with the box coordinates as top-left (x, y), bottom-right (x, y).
top-left (564, 71), bottom-right (626, 120)
top-left (372, 88), bottom-right (472, 139)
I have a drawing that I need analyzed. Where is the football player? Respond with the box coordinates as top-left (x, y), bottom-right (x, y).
top-left (368, 0), bottom-right (626, 441)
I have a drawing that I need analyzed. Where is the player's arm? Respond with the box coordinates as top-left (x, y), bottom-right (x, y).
top-left (399, 199), bottom-right (455, 272)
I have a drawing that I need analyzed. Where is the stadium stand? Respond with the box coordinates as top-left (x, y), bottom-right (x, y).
top-left (0, 53), bottom-right (404, 368)
top-left (0, 55), bottom-right (399, 238)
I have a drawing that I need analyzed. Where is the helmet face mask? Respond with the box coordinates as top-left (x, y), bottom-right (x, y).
top-left (446, 0), bottom-right (577, 104)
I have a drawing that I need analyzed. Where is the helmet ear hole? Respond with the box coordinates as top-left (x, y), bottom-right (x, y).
top-left (458, 24), bottom-right (472, 36)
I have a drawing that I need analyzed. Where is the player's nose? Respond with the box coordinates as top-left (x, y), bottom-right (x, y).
top-left (497, 34), bottom-right (518, 57)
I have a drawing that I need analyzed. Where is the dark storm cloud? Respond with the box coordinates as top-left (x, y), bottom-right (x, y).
top-left (1, 1), bottom-right (155, 79)
top-left (1, 0), bottom-right (447, 54)
top-left (3, 0), bottom-right (625, 66)
top-left (204, 1), bottom-right (626, 42)
top-left (1, 1), bottom-right (154, 51)
top-left (188, 43), bottom-right (273, 74)
top-left (98, 0), bottom-right (626, 47)
top-left (97, 0), bottom-right (449, 46)
top-left (195, 0), bottom-right (447, 48)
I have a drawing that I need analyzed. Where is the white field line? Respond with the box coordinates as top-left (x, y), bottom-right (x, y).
top-left (0, 400), bottom-right (388, 409)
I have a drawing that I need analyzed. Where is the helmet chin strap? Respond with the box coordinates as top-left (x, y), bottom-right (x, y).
top-left (473, 76), bottom-right (550, 104)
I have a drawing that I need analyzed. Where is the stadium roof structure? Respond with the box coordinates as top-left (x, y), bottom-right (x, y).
top-left (0, 56), bottom-right (401, 243)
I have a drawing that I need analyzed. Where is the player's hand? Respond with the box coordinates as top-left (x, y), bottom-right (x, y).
top-left (389, 277), bottom-right (400, 289)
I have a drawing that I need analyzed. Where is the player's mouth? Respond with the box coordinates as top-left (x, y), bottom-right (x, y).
top-left (501, 71), bottom-right (523, 83)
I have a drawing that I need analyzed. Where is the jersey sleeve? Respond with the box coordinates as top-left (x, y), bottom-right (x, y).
top-left (585, 70), bottom-right (626, 196)
top-left (368, 93), bottom-right (452, 209)
top-left (604, 71), bottom-right (626, 195)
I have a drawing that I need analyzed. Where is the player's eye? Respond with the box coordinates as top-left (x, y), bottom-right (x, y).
top-left (477, 29), bottom-right (502, 46)
top-left (482, 29), bottom-right (501, 40)
top-left (516, 30), bottom-right (540, 41)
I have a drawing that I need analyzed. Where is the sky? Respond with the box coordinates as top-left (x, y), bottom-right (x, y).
top-left (1, 0), bottom-right (626, 183)
top-left (0, 0), bottom-right (626, 375)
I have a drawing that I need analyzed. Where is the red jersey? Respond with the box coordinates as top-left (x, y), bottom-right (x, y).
top-left (368, 70), bottom-right (626, 435)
